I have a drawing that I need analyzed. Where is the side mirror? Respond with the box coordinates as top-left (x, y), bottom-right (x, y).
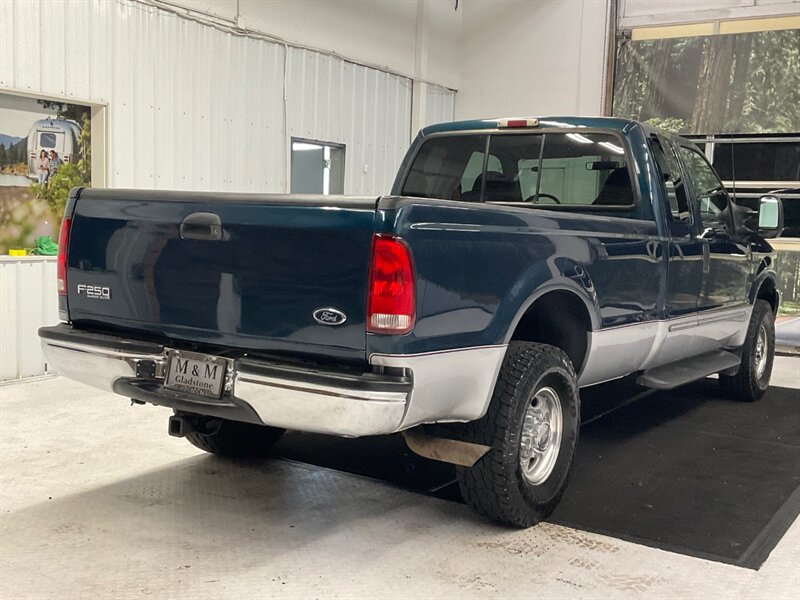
top-left (757, 195), bottom-right (784, 239)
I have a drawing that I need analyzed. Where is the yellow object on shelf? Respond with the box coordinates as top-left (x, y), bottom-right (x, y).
top-left (8, 249), bottom-right (27, 256)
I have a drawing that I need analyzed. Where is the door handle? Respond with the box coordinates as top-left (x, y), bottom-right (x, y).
top-left (180, 212), bottom-right (222, 241)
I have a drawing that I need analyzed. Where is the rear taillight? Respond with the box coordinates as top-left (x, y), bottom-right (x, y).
top-left (57, 217), bottom-right (72, 296)
top-left (367, 235), bottom-right (415, 335)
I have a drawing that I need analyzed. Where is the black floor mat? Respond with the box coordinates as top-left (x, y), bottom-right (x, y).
top-left (271, 380), bottom-right (800, 569)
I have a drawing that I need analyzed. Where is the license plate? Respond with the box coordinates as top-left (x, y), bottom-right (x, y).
top-left (164, 350), bottom-right (227, 399)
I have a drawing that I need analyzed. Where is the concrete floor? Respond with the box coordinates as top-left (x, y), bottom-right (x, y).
top-left (1, 357), bottom-right (798, 599)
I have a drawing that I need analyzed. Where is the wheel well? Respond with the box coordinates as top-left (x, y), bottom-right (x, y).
top-left (756, 278), bottom-right (779, 314)
top-left (510, 291), bottom-right (592, 373)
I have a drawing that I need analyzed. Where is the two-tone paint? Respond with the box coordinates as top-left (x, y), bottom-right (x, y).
top-left (42, 116), bottom-right (779, 436)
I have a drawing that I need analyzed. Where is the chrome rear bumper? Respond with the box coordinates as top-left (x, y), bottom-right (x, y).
top-left (39, 325), bottom-right (410, 437)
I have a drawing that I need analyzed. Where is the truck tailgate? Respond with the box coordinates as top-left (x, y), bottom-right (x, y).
top-left (66, 190), bottom-right (378, 361)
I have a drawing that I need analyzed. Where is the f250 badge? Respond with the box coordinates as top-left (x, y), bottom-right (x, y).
top-left (313, 307), bottom-right (346, 326)
top-left (76, 284), bottom-right (111, 300)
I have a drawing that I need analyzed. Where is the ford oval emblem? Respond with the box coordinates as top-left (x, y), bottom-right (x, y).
top-left (313, 307), bottom-right (347, 326)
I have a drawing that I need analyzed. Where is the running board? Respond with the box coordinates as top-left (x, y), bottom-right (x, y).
top-left (637, 350), bottom-right (741, 390)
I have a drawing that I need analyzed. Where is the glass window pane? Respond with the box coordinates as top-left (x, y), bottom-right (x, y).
top-left (401, 135), bottom-right (487, 200)
top-left (679, 146), bottom-right (729, 225)
top-left (712, 141), bottom-right (800, 182)
top-left (536, 133), bottom-right (633, 206)
top-left (290, 139), bottom-right (345, 195)
top-left (401, 132), bottom-right (634, 207)
top-left (482, 135), bottom-right (544, 202)
top-left (39, 132), bottom-right (57, 148)
top-left (650, 135), bottom-right (691, 224)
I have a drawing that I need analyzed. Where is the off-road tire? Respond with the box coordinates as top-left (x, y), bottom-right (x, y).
top-left (185, 416), bottom-right (285, 458)
top-left (719, 299), bottom-right (775, 402)
top-left (456, 342), bottom-right (580, 528)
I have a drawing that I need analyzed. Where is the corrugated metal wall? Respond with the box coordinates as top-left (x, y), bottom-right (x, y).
top-left (0, 258), bottom-right (59, 381)
top-left (286, 48), bottom-right (413, 195)
top-left (0, 0), bottom-right (452, 195)
top-left (424, 84), bottom-right (457, 129)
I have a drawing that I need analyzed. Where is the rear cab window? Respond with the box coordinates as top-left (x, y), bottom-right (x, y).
top-left (402, 135), bottom-right (488, 201)
top-left (400, 130), bottom-right (637, 210)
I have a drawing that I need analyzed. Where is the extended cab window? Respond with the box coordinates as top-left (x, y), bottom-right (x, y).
top-left (679, 146), bottom-right (730, 227)
top-left (401, 131), bottom-right (635, 208)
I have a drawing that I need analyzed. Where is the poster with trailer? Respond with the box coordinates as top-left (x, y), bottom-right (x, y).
top-left (0, 92), bottom-right (91, 255)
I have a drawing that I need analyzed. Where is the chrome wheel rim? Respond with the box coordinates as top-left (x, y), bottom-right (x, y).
top-left (519, 386), bottom-right (563, 485)
top-left (754, 324), bottom-right (768, 379)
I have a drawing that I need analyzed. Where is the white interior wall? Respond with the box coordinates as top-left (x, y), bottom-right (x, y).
top-left (455, 0), bottom-right (610, 120)
top-left (171, 0), bottom-right (616, 124)
top-left (171, 0), bottom-right (463, 89)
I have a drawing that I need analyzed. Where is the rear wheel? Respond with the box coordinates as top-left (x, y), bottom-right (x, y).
top-left (184, 416), bottom-right (285, 458)
top-left (456, 342), bottom-right (580, 527)
top-left (719, 299), bottom-right (775, 402)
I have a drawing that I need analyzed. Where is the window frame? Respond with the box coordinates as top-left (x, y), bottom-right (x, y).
top-left (290, 137), bottom-right (346, 195)
top-left (39, 132), bottom-right (59, 148)
top-left (674, 140), bottom-right (734, 233)
top-left (647, 132), bottom-right (694, 237)
top-left (397, 128), bottom-right (641, 212)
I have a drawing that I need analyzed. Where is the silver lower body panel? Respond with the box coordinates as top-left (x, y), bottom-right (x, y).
top-left (579, 305), bottom-right (752, 386)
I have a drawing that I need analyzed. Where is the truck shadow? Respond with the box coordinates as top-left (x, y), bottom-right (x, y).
top-left (270, 376), bottom-right (729, 500)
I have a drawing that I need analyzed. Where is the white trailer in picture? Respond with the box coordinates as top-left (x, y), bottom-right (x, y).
top-left (26, 118), bottom-right (82, 178)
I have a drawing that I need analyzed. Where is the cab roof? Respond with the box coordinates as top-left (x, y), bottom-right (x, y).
top-left (419, 116), bottom-right (639, 137)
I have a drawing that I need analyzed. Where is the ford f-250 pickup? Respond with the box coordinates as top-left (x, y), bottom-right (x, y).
top-left (39, 117), bottom-right (784, 527)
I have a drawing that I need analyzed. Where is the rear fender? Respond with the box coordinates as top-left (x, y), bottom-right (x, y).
top-left (501, 264), bottom-right (602, 345)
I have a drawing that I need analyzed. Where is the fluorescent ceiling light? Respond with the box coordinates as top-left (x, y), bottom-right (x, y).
top-left (599, 141), bottom-right (625, 155)
top-left (539, 120), bottom-right (575, 128)
top-left (567, 133), bottom-right (593, 144)
top-left (293, 142), bottom-right (323, 151)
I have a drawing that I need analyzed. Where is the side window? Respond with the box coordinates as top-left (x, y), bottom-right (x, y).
top-left (649, 135), bottom-right (691, 225)
top-left (678, 146), bottom-right (729, 227)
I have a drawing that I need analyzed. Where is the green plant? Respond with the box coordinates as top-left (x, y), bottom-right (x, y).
top-left (30, 162), bottom-right (85, 216)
